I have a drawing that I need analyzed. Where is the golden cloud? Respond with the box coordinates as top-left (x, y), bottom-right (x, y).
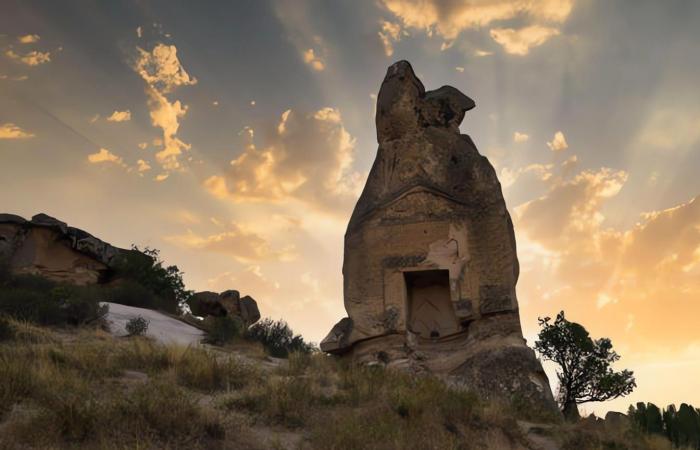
top-left (302, 48), bottom-right (325, 71)
top-left (204, 107), bottom-right (362, 214)
top-left (133, 44), bottom-right (197, 93)
top-left (133, 43), bottom-right (196, 173)
top-left (513, 161), bottom-right (700, 353)
top-left (87, 148), bottom-right (125, 167)
top-left (0, 123), bottom-right (34, 139)
top-left (378, 20), bottom-right (403, 57)
top-left (5, 49), bottom-right (51, 66)
top-left (546, 130), bottom-right (568, 151)
top-left (514, 131), bottom-right (530, 143)
top-left (380, 0), bottom-right (573, 52)
top-left (490, 25), bottom-right (560, 55)
top-left (106, 110), bottom-right (131, 122)
top-left (18, 34), bottom-right (40, 44)
top-left (166, 223), bottom-right (297, 263)
top-left (136, 159), bottom-right (151, 172)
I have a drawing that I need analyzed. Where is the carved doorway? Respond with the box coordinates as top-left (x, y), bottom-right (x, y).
top-left (405, 270), bottom-right (459, 338)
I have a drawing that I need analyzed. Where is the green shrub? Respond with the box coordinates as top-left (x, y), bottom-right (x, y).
top-left (0, 315), bottom-right (14, 341)
top-left (125, 316), bottom-right (149, 336)
top-left (206, 315), bottom-right (243, 345)
top-left (0, 277), bottom-right (105, 326)
top-left (111, 246), bottom-right (192, 313)
top-left (246, 318), bottom-right (315, 358)
top-left (104, 279), bottom-right (159, 310)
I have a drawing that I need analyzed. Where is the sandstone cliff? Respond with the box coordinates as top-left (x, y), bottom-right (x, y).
top-left (0, 213), bottom-right (127, 285)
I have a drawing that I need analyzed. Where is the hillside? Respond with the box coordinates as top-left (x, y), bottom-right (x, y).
top-left (0, 315), bottom-right (674, 450)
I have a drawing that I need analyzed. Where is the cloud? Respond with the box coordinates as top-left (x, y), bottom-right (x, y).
top-left (475, 49), bottom-right (494, 56)
top-left (204, 107), bottom-right (362, 214)
top-left (207, 265), bottom-right (280, 299)
top-left (513, 157), bottom-right (700, 352)
top-left (0, 123), bottom-right (34, 139)
top-left (87, 148), bottom-right (125, 166)
top-left (516, 167), bottom-right (627, 248)
top-left (133, 43), bottom-right (196, 172)
top-left (455, 66), bottom-right (465, 72)
top-left (378, 20), bottom-right (403, 57)
top-left (133, 44), bottom-right (197, 94)
top-left (302, 48), bottom-right (325, 71)
top-left (106, 110), bottom-right (131, 122)
top-left (165, 223), bottom-right (296, 263)
top-left (138, 142), bottom-right (148, 150)
top-left (18, 34), bottom-right (40, 44)
top-left (5, 49), bottom-right (51, 66)
top-left (514, 131), bottom-right (530, 143)
top-left (380, 0), bottom-right (573, 48)
top-left (489, 25), bottom-right (560, 55)
top-left (547, 130), bottom-right (568, 151)
top-left (136, 159), bottom-right (151, 172)
top-left (155, 173), bottom-right (169, 182)
top-left (136, 26), bottom-right (142, 39)
top-left (499, 163), bottom-right (553, 189)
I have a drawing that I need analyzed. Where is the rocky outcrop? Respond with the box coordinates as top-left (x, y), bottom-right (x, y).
top-left (187, 290), bottom-right (261, 326)
top-left (0, 213), bottom-right (127, 285)
top-left (321, 61), bottom-right (558, 418)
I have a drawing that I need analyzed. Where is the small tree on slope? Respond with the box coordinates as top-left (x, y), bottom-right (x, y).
top-left (535, 311), bottom-right (636, 420)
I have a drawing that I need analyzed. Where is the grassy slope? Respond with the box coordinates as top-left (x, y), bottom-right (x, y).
top-left (0, 319), bottom-right (678, 450)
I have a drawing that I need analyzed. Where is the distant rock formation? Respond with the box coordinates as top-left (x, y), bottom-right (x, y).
top-left (0, 213), bottom-right (127, 285)
top-left (187, 290), bottom-right (261, 326)
top-left (321, 61), bottom-right (558, 416)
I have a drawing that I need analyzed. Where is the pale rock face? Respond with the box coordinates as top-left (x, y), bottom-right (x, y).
top-left (322, 61), bottom-right (558, 417)
top-left (0, 213), bottom-right (126, 285)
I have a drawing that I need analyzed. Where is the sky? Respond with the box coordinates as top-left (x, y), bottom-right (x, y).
top-left (1, 0), bottom-right (699, 416)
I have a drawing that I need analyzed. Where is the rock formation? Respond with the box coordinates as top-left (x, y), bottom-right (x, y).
top-left (187, 290), bottom-right (261, 326)
top-left (321, 61), bottom-right (558, 416)
top-left (0, 213), bottom-right (127, 285)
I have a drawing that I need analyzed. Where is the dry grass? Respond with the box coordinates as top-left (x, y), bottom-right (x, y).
top-left (0, 319), bottom-right (675, 449)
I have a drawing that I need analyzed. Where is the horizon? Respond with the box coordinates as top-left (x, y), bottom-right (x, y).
top-left (1, 0), bottom-right (699, 417)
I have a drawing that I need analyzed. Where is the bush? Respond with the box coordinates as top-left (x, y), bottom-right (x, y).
top-left (111, 246), bottom-right (192, 313)
top-left (0, 276), bottom-right (106, 326)
top-left (245, 318), bottom-right (315, 358)
top-left (105, 280), bottom-right (159, 310)
top-left (206, 315), bottom-right (243, 345)
top-left (0, 315), bottom-right (13, 341)
top-left (125, 316), bottom-right (149, 336)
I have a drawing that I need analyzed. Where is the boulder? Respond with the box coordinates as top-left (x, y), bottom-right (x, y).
top-left (321, 60), bottom-right (559, 419)
top-left (239, 295), bottom-right (261, 325)
top-left (187, 290), bottom-right (260, 326)
top-left (187, 291), bottom-right (228, 317)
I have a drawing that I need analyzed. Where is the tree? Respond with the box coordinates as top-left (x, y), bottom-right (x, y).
top-left (535, 311), bottom-right (636, 420)
top-left (111, 246), bottom-right (192, 313)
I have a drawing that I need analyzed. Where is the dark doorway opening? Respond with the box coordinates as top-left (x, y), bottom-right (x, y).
top-left (405, 270), bottom-right (459, 338)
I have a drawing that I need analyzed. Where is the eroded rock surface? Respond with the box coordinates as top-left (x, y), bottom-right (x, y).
top-left (187, 290), bottom-right (261, 326)
top-left (0, 213), bottom-right (127, 285)
top-left (321, 61), bottom-right (558, 417)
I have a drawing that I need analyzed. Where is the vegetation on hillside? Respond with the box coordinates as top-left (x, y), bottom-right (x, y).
top-left (0, 318), bottom-right (671, 450)
top-left (0, 246), bottom-right (190, 326)
top-left (535, 311), bottom-right (636, 420)
top-left (110, 245), bottom-right (192, 313)
top-left (202, 315), bottom-right (316, 358)
top-left (630, 402), bottom-right (700, 449)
